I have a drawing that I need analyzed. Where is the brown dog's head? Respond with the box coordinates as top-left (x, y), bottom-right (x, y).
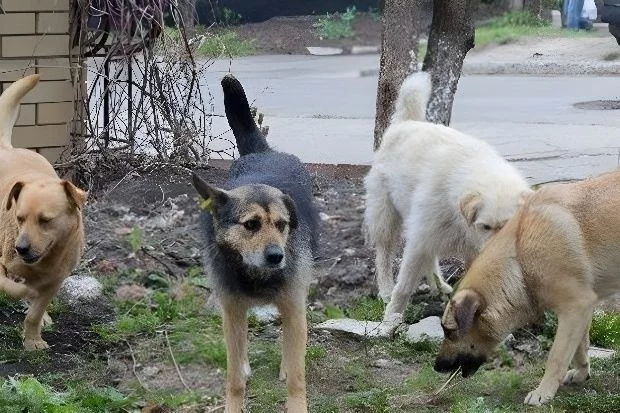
top-left (434, 289), bottom-right (500, 378)
top-left (192, 173), bottom-right (297, 271)
top-left (7, 180), bottom-right (87, 265)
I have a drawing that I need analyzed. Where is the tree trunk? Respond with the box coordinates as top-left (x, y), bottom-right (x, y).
top-left (178, 0), bottom-right (196, 36)
top-left (524, 0), bottom-right (543, 18)
top-left (422, 0), bottom-right (475, 126)
top-left (373, 0), bottom-right (421, 150)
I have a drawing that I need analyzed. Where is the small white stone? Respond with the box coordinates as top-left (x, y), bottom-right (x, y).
top-left (58, 275), bottom-right (103, 306)
top-left (306, 46), bottom-right (344, 56)
top-left (588, 346), bottom-right (616, 359)
top-left (405, 316), bottom-right (444, 343)
top-left (343, 248), bottom-right (355, 256)
top-left (314, 318), bottom-right (392, 338)
top-left (252, 305), bottom-right (280, 324)
top-left (351, 45), bottom-right (380, 55)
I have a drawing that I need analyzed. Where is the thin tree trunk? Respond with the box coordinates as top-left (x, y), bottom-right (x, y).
top-left (373, 0), bottom-right (421, 150)
top-left (524, 0), bottom-right (543, 18)
top-left (422, 0), bottom-right (475, 126)
top-left (178, 0), bottom-right (196, 36)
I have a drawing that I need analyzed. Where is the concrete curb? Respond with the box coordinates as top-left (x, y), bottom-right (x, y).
top-left (359, 61), bottom-right (620, 77)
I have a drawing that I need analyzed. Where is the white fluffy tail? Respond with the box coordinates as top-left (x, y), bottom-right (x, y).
top-left (391, 71), bottom-right (431, 123)
top-left (0, 74), bottom-right (40, 148)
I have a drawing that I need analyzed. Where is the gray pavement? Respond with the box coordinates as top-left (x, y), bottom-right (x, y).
top-left (201, 54), bottom-right (620, 185)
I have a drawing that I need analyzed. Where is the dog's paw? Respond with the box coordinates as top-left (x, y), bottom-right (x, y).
top-left (524, 388), bottom-right (555, 406)
top-left (378, 313), bottom-right (403, 338)
top-left (563, 368), bottom-right (590, 385)
top-left (24, 338), bottom-right (49, 351)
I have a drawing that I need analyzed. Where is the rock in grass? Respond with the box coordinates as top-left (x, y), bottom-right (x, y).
top-left (251, 305), bottom-right (280, 324)
top-left (588, 346), bottom-right (616, 359)
top-left (405, 316), bottom-right (444, 343)
top-left (58, 275), bottom-right (103, 306)
top-left (314, 318), bottom-right (392, 338)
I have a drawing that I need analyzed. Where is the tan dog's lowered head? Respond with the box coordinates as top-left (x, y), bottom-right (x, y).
top-left (0, 74), bottom-right (88, 350)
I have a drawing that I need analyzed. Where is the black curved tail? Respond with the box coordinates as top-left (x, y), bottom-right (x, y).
top-left (222, 74), bottom-right (270, 156)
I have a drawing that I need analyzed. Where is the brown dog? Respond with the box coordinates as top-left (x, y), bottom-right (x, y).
top-left (434, 170), bottom-right (620, 406)
top-left (0, 75), bottom-right (87, 350)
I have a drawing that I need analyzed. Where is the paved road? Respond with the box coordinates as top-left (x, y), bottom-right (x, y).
top-left (201, 54), bottom-right (620, 184)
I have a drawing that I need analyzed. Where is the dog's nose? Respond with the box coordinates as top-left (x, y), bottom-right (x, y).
top-left (264, 245), bottom-right (284, 265)
top-left (15, 242), bottom-right (30, 256)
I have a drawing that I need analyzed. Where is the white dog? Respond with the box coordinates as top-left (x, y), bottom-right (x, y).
top-left (364, 71), bottom-right (531, 324)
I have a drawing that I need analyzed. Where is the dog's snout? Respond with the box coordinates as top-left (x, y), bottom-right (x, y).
top-left (434, 357), bottom-right (455, 373)
top-left (264, 245), bottom-right (284, 265)
top-left (15, 240), bottom-right (30, 256)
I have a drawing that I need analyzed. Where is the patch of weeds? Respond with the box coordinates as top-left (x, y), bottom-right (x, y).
top-left (556, 392), bottom-right (620, 413)
top-left (346, 297), bottom-right (384, 321)
top-left (94, 312), bottom-right (160, 342)
top-left (590, 311), bottom-right (620, 349)
top-left (603, 51), bottom-right (620, 61)
top-left (246, 339), bottom-right (288, 412)
top-left (311, 395), bottom-right (340, 413)
top-left (386, 337), bottom-right (439, 362)
top-left (127, 226), bottom-right (143, 253)
top-left (313, 6), bottom-right (357, 40)
top-left (0, 376), bottom-right (139, 412)
top-left (218, 7), bottom-right (242, 26)
top-left (344, 388), bottom-right (390, 412)
top-left (496, 345), bottom-right (514, 368)
top-left (197, 32), bottom-right (255, 58)
top-left (404, 365), bottom-right (443, 392)
top-left (324, 303), bottom-right (346, 319)
top-left (46, 298), bottom-right (68, 318)
top-left (486, 11), bottom-right (549, 28)
top-left (0, 325), bottom-right (51, 365)
top-left (367, 6), bottom-right (381, 22)
top-left (450, 396), bottom-right (511, 413)
top-left (306, 344), bottom-right (327, 363)
top-left (172, 315), bottom-right (226, 368)
top-left (446, 367), bottom-right (525, 409)
top-left (345, 359), bottom-right (374, 392)
top-left (403, 302), bottom-right (425, 324)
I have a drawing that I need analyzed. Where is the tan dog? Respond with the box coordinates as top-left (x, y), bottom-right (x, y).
top-left (0, 75), bottom-right (87, 350)
top-left (434, 170), bottom-right (620, 405)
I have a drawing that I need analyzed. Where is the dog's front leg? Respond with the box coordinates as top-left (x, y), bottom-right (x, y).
top-left (524, 302), bottom-right (594, 406)
top-left (277, 292), bottom-right (308, 413)
top-left (563, 318), bottom-right (592, 386)
top-left (23, 284), bottom-right (58, 350)
top-left (221, 297), bottom-right (249, 413)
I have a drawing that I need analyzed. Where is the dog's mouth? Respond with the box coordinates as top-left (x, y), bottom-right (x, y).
top-left (19, 242), bottom-right (53, 265)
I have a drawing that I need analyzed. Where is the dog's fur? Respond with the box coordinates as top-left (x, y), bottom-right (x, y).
top-left (364, 71), bottom-right (531, 323)
top-left (434, 170), bottom-right (620, 405)
top-left (192, 75), bottom-right (319, 413)
top-left (0, 75), bottom-right (87, 350)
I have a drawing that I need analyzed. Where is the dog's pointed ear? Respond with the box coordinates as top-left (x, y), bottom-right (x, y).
top-left (460, 192), bottom-right (482, 225)
top-left (192, 172), bottom-right (229, 214)
top-left (443, 289), bottom-right (482, 334)
top-left (6, 182), bottom-right (24, 210)
top-left (63, 181), bottom-right (88, 210)
top-left (282, 194), bottom-right (298, 229)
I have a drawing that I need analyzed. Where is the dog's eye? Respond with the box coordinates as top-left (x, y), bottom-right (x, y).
top-left (39, 217), bottom-right (52, 225)
top-left (481, 224), bottom-right (493, 231)
top-left (243, 219), bottom-right (261, 232)
top-left (16, 216), bottom-right (25, 224)
top-left (275, 220), bottom-right (287, 232)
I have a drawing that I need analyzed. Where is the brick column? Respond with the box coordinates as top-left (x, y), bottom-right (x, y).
top-left (0, 0), bottom-right (78, 163)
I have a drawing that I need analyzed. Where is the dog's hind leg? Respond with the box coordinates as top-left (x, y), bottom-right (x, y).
top-left (563, 318), bottom-right (592, 385)
top-left (383, 231), bottom-right (435, 321)
top-left (277, 289), bottom-right (308, 413)
top-left (221, 297), bottom-right (249, 413)
top-left (427, 259), bottom-right (453, 295)
top-left (364, 171), bottom-right (402, 303)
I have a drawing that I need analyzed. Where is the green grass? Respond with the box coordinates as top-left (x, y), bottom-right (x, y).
top-left (313, 6), bottom-right (357, 40)
top-left (346, 297), bottom-right (385, 321)
top-left (197, 31), bottom-right (255, 58)
top-left (590, 312), bottom-right (620, 349)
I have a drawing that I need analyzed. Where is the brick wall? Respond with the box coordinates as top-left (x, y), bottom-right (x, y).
top-left (0, 0), bottom-right (77, 164)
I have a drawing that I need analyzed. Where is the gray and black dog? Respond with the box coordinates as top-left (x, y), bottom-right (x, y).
top-left (192, 74), bottom-right (318, 413)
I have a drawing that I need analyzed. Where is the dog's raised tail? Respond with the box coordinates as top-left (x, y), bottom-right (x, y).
top-left (0, 74), bottom-right (40, 148)
top-left (391, 71), bottom-right (431, 123)
top-left (222, 74), bottom-right (269, 156)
